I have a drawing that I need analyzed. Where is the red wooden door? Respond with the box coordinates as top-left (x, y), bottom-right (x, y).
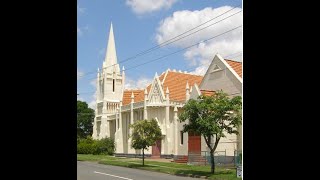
top-left (188, 131), bottom-right (201, 154)
top-left (152, 139), bottom-right (161, 156)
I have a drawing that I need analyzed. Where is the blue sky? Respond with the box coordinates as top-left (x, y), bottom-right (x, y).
top-left (77, 0), bottom-right (242, 108)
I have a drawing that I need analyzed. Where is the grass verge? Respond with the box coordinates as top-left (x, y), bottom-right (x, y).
top-left (77, 154), bottom-right (240, 180)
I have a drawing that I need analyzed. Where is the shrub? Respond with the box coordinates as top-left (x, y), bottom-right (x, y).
top-left (77, 136), bottom-right (115, 155)
top-left (77, 136), bottom-right (95, 154)
top-left (77, 141), bottom-right (94, 154)
top-left (94, 137), bottom-right (115, 155)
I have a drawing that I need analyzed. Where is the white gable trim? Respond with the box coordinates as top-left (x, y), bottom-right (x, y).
top-left (216, 54), bottom-right (242, 83)
top-left (148, 74), bottom-right (166, 104)
top-left (193, 83), bottom-right (201, 96)
top-left (161, 69), bottom-right (170, 84)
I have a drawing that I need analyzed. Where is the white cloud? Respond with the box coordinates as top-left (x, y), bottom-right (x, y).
top-left (126, 0), bottom-right (177, 15)
top-left (77, 25), bottom-right (89, 37)
top-left (90, 79), bottom-right (97, 87)
top-left (88, 92), bottom-right (96, 109)
top-left (88, 78), bottom-right (97, 109)
top-left (77, 69), bottom-right (84, 80)
top-left (99, 48), bottom-right (106, 57)
top-left (77, 26), bottom-right (83, 36)
top-left (125, 77), bottom-right (152, 89)
top-left (77, 96), bottom-right (84, 101)
top-left (77, 5), bottom-right (86, 14)
top-left (155, 6), bottom-right (242, 75)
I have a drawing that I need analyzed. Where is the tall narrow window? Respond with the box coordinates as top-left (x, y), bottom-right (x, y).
top-left (112, 79), bottom-right (115, 92)
top-left (180, 131), bottom-right (184, 144)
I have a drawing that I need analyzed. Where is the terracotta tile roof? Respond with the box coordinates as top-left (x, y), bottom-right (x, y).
top-left (225, 59), bottom-right (242, 78)
top-left (200, 90), bottom-right (215, 96)
top-left (122, 90), bottom-right (144, 106)
top-left (122, 70), bottom-right (203, 105)
top-left (162, 71), bottom-right (203, 102)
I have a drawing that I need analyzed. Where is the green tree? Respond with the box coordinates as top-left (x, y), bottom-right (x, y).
top-left (77, 100), bottom-right (95, 138)
top-left (130, 119), bottom-right (162, 166)
top-left (179, 90), bottom-right (242, 174)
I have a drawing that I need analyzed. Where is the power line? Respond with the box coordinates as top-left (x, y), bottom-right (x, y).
top-left (123, 25), bottom-right (242, 72)
top-left (79, 47), bottom-right (242, 85)
top-left (79, 24), bottom-right (241, 83)
top-left (119, 6), bottom-right (242, 63)
top-left (183, 53), bottom-right (242, 72)
top-left (77, 51), bottom-right (242, 95)
top-left (77, 6), bottom-right (242, 78)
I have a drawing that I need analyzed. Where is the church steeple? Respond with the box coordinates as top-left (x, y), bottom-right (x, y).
top-left (93, 21), bottom-right (124, 141)
top-left (103, 22), bottom-right (119, 72)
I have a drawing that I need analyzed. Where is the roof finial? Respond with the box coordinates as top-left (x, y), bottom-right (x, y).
top-left (174, 106), bottom-right (178, 112)
top-left (166, 87), bottom-right (169, 94)
top-left (186, 81), bottom-right (190, 90)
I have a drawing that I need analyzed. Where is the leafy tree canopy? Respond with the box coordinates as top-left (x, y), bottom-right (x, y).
top-left (179, 90), bottom-right (242, 173)
top-left (77, 100), bottom-right (95, 138)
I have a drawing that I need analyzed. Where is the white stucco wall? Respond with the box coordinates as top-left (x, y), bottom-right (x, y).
top-left (200, 55), bottom-right (241, 96)
top-left (197, 54), bottom-right (242, 157)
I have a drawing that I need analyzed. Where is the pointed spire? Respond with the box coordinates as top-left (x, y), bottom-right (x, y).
top-left (122, 66), bottom-right (125, 71)
top-left (104, 22), bottom-right (118, 68)
top-left (186, 81), bottom-right (190, 102)
top-left (174, 106), bottom-right (178, 112)
top-left (97, 68), bottom-right (100, 72)
top-left (131, 91), bottom-right (134, 103)
top-left (166, 87), bottom-right (169, 94)
top-left (144, 88), bottom-right (148, 95)
top-left (155, 72), bottom-right (158, 78)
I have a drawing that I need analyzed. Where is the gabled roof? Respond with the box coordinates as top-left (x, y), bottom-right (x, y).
top-left (121, 57), bottom-right (241, 106)
top-left (162, 71), bottom-right (203, 101)
top-left (122, 70), bottom-right (203, 105)
top-left (225, 59), bottom-right (242, 78)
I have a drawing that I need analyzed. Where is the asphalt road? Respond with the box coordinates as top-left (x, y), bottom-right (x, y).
top-left (77, 161), bottom-right (198, 180)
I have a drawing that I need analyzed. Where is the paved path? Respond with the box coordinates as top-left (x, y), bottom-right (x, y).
top-left (77, 161), bottom-right (198, 180)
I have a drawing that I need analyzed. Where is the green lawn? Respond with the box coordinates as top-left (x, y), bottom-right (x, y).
top-left (77, 154), bottom-right (241, 180)
top-left (77, 154), bottom-right (118, 161)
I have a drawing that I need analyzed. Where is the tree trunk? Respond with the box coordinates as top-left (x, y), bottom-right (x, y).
top-left (142, 148), bottom-right (145, 166)
top-left (210, 150), bottom-right (215, 174)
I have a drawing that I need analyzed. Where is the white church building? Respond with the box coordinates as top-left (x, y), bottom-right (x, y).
top-left (92, 23), bottom-right (242, 162)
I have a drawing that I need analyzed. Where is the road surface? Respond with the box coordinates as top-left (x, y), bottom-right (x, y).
top-left (77, 161), bottom-right (198, 180)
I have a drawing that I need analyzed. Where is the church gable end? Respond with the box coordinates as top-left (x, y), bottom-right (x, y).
top-left (148, 75), bottom-right (165, 105)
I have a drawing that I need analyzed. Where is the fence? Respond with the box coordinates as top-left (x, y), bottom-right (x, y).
top-left (187, 150), bottom-right (241, 166)
top-left (234, 150), bottom-right (242, 166)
